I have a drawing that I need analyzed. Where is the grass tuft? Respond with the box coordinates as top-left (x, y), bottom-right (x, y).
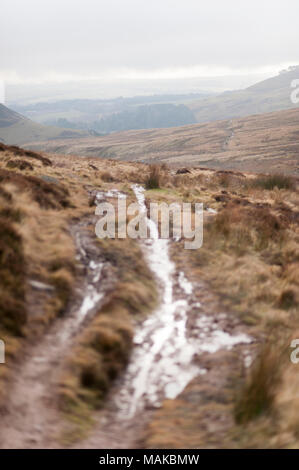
top-left (0, 216), bottom-right (26, 335)
top-left (0, 169), bottom-right (70, 209)
top-left (251, 174), bottom-right (296, 191)
top-left (235, 344), bottom-right (281, 424)
top-left (277, 289), bottom-right (297, 310)
top-left (0, 143), bottom-right (52, 166)
top-left (6, 159), bottom-right (34, 171)
top-left (101, 171), bottom-right (115, 182)
top-left (145, 164), bottom-right (162, 189)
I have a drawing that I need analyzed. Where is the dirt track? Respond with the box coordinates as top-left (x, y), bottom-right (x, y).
top-left (0, 218), bottom-right (113, 448)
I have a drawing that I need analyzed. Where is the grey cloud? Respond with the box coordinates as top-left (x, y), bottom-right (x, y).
top-left (1, 0), bottom-right (298, 83)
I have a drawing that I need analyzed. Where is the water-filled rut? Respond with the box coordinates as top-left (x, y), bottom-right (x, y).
top-left (115, 185), bottom-right (200, 417)
top-left (0, 218), bottom-right (113, 449)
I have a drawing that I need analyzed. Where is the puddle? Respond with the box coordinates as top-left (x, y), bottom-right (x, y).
top-left (115, 185), bottom-right (201, 417)
top-left (95, 189), bottom-right (126, 202)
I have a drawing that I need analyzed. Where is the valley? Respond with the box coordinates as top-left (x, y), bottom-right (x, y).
top-left (27, 107), bottom-right (299, 175)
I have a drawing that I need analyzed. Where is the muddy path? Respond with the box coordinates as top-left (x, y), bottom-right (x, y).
top-left (0, 186), bottom-right (254, 449)
top-left (73, 185), bottom-right (253, 449)
top-left (222, 120), bottom-right (235, 151)
top-left (0, 217), bottom-right (114, 449)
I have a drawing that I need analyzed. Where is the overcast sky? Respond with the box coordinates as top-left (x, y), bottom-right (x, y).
top-left (1, 0), bottom-right (298, 100)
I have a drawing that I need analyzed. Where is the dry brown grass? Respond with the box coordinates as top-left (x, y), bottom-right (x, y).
top-left (0, 150), bottom-right (80, 398)
top-left (234, 343), bottom-right (282, 424)
top-left (249, 174), bottom-right (297, 191)
top-left (0, 168), bottom-right (76, 401)
top-left (0, 215), bottom-right (26, 336)
top-left (6, 159), bottom-right (34, 171)
top-left (0, 143), bottom-right (52, 166)
top-left (196, 189), bottom-right (298, 446)
top-left (100, 171), bottom-right (116, 182)
top-left (0, 169), bottom-right (71, 209)
top-left (145, 164), bottom-right (163, 189)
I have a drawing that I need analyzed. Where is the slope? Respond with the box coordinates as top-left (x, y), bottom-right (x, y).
top-left (189, 67), bottom-right (299, 123)
top-left (0, 103), bottom-right (89, 146)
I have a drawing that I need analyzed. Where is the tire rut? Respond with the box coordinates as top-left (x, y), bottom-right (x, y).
top-left (0, 217), bottom-right (114, 449)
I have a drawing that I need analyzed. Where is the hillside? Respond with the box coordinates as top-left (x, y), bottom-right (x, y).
top-left (188, 67), bottom-right (299, 122)
top-left (27, 107), bottom-right (299, 175)
top-left (0, 103), bottom-right (89, 146)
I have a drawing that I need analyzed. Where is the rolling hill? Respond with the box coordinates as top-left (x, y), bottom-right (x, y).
top-left (10, 95), bottom-right (203, 133)
top-left (0, 103), bottom-right (89, 146)
top-left (27, 107), bottom-right (299, 175)
top-left (188, 66), bottom-right (299, 123)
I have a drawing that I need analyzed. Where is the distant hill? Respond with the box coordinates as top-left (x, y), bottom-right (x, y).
top-left (0, 103), bottom-right (89, 146)
top-left (188, 66), bottom-right (299, 123)
top-left (90, 103), bottom-right (196, 132)
top-left (9, 93), bottom-right (207, 133)
top-left (27, 107), bottom-right (299, 175)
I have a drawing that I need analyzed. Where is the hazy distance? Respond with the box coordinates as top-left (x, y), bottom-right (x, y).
top-left (1, 0), bottom-right (298, 104)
